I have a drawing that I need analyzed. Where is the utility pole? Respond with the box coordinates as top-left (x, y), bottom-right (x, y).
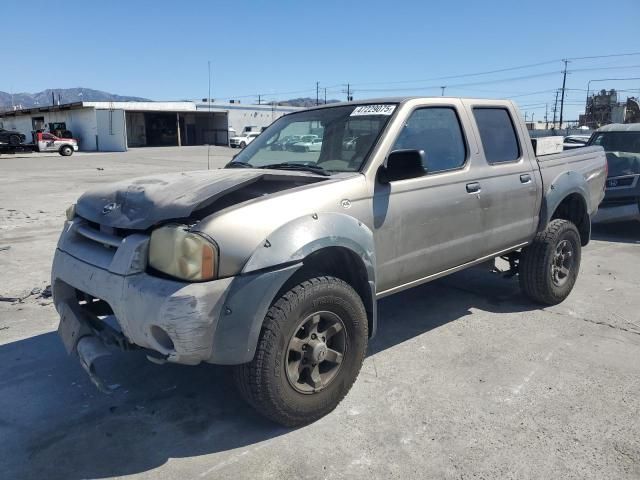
top-left (207, 60), bottom-right (212, 169)
top-left (545, 103), bottom-right (549, 129)
top-left (346, 83), bottom-right (351, 101)
top-left (552, 90), bottom-right (559, 130)
top-left (559, 59), bottom-right (569, 130)
top-left (316, 82), bottom-right (319, 106)
top-left (324, 88), bottom-right (327, 104)
top-left (258, 94), bottom-right (261, 105)
top-left (440, 86), bottom-right (446, 96)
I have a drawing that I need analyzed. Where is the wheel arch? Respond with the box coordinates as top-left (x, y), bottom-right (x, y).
top-left (242, 212), bottom-right (377, 337)
top-left (274, 246), bottom-right (377, 339)
top-left (538, 172), bottom-right (592, 246)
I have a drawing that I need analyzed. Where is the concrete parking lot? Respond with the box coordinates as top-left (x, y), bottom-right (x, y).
top-left (1, 146), bottom-right (639, 479)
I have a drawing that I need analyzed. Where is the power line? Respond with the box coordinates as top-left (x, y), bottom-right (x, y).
top-left (216, 53), bottom-right (640, 102)
top-left (568, 52), bottom-right (640, 61)
top-left (570, 64), bottom-right (640, 73)
top-left (358, 70), bottom-right (561, 93)
top-left (349, 59), bottom-right (561, 87)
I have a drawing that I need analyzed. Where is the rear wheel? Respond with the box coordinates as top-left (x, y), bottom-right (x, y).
top-left (519, 219), bottom-right (581, 305)
top-left (8, 134), bottom-right (21, 146)
top-left (234, 276), bottom-right (368, 426)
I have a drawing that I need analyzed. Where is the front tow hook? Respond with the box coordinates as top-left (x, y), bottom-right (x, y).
top-left (76, 336), bottom-right (115, 394)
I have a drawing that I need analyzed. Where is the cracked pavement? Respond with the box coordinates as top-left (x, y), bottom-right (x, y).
top-left (1, 146), bottom-right (639, 479)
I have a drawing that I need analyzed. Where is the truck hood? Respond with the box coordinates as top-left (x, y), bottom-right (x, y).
top-left (75, 169), bottom-right (327, 230)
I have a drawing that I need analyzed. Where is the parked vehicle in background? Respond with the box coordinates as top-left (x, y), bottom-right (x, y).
top-left (229, 131), bottom-right (260, 148)
top-left (589, 123), bottom-right (640, 223)
top-left (52, 97), bottom-right (606, 427)
top-left (343, 136), bottom-right (358, 150)
top-left (35, 132), bottom-right (78, 156)
top-left (286, 134), bottom-right (317, 151)
top-left (0, 131), bottom-right (78, 156)
top-left (0, 128), bottom-right (26, 145)
top-left (290, 137), bottom-right (323, 152)
top-left (271, 135), bottom-right (302, 151)
top-left (563, 135), bottom-right (590, 150)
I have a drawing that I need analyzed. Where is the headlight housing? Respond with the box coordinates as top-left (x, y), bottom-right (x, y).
top-left (148, 224), bottom-right (218, 281)
top-left (65, 203), bottom-right (76, 221)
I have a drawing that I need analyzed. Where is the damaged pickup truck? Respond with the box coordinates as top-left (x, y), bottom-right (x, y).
top-left (52, 97), bottom-right (607, 426)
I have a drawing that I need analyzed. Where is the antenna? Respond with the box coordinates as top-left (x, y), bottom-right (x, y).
top-left (207, 60), bottom-right (211, 170)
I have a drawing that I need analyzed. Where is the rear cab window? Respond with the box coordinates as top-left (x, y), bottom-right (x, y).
top-left (473, 107), bottom-right (521, 164)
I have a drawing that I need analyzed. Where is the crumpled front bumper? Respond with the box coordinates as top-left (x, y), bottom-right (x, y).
top-left (52, 219), bottom-right (300, 373)
top-left (53, 248), bottom-right (234, 365)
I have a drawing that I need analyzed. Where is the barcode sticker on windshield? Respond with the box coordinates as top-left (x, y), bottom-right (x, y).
top-left (350, 105), bottom-right (396, 116)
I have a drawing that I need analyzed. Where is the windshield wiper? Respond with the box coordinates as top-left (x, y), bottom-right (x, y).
top-left (258, 163), bottom-right (331, 176)
top-left (226, 161), bottom-right (252, 168)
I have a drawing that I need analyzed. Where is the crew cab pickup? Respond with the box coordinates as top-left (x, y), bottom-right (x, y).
top-left (52, 97), bottom-right (606, 426)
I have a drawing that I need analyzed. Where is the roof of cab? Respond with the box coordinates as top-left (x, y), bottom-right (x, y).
top-left (298, 96), bottom-right (514, 111)
top-left (596, 123), bottom-right (640, 132)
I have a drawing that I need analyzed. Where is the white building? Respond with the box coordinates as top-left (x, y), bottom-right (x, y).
top-left (0, 100), bottom-right (302, 151)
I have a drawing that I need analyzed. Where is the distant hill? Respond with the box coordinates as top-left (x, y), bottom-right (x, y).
top-left (0, 88), bottom-right (150, 111)
top-left (0, 89), bottom-right (342, 112)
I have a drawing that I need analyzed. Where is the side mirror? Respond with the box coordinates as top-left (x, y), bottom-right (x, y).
top-left (378, 149), bottom-right (426, 183)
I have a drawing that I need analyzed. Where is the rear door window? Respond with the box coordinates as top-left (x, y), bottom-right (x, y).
top-left (473, 108), bottom-right (521, 163)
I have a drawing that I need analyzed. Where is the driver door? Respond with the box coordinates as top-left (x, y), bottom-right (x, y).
top-left (373, 103), bottom-right (485, 294)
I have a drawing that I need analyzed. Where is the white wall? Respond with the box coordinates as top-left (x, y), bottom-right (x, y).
top-left (96, 109), bottom-right (127, 151)
top-left (0, 108), bottom-right (98, 150)
top-left (226, 108), bottom-right (286, 135)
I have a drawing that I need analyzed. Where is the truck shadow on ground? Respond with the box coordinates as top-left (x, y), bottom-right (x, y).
top-left (591, 221), bottom-right (640, 245)
top-left (3, 268), bottom-right (537, 479)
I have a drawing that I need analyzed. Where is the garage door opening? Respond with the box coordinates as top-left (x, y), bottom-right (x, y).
top-left (126, 111), bottom-right (228, 148)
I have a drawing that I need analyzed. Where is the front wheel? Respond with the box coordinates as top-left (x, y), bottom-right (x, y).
top-left (239, 141), bottom-right (246, 149)
top-left (59, 145), bottom-right (74, 156)
top-left (8, 134), bottom-right (21, 146)
top-left (234, 276), bottom-right (368, 426)
top-left (519, 219), bottom-right (581, 305)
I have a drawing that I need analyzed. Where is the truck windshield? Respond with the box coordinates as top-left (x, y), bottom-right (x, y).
top-left (228, 104), bottom-right (397, 172)
top-left (590, 131), bottom-right (640, 177)
top-left (590, 132), bottom-right (640, 155)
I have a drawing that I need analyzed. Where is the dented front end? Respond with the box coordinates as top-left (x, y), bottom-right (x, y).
top-left (52, 217), bottom-right (301, 370)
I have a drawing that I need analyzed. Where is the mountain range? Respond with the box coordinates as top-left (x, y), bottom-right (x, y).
top-left (0, 88), bottom-right (150, 111)
top-left (0, 89), bottom-right (343, 112)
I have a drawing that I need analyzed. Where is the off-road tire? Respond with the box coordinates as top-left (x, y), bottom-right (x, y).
top-left (519, 219), bottom-right (581, 305)
top-left (234, 276), bottom-right (368, 427)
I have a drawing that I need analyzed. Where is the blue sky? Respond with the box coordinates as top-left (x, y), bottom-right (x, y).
top-left (3, 0), bottom-right (640, 120)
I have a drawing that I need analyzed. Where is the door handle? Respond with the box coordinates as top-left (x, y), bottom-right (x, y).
top-left (466, 182), bottom-right (481, 193)
top-left (520, 174), bottom-right (532, 184)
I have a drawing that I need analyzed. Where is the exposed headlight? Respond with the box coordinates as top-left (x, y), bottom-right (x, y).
top-left (148, 224), bottom-right (217, 281)
top-left (65, 203), bottom-right (76, 221)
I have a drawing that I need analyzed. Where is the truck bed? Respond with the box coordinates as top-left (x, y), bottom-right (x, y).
top-left (536, 146), bottom-right (607, 217)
